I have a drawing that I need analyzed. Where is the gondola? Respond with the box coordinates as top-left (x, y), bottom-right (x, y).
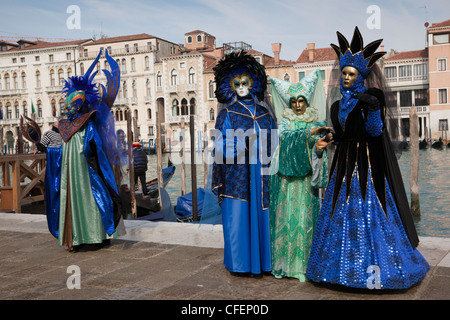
top-left (431, 138), bottom-right (443, 149)
top-left (398, 138), bottom-right (409, 150)
top-left (419, 138), bottom-right (428, 149)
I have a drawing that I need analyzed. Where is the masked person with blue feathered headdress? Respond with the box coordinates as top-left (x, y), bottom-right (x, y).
top-left (212, 51), bottom-right (277, 277)
top-left (46, 49), bottom-right (126, 252)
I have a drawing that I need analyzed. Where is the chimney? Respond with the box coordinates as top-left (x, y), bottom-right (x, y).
top-left (380, 45), bottom-right (385, 52)
top-left (272, 43), bottom-right (281, 65)
top-left (307, 43), bottom-right (315, 63)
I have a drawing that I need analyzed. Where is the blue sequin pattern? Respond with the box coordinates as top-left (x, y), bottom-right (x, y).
top-left (306, 165), bottom-right (430, 289)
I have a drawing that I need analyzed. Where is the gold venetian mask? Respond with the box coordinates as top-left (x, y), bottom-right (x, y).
top-left (230, 74), bottom-right (253, 97)
top-left (341, 66), bottom-right (359, 89)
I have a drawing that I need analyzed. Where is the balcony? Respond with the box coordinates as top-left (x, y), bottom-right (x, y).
top-left (168, 85), bottom-right (178, 93)
top-left (144, 96), bottom-right (152, 103)
top-left (46, 85), bottom-right (63, 93)
top-left (0, 88), bottom-right (28, 96)
top-left (186, 83), bottom-right (196, 92)
top-left (167, 114), bottom-right (198, 124)
top-left (399, 105), bottom-right (429, 115)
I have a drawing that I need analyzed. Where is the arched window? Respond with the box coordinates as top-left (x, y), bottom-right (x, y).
top-left (284, 73), bottom-right (290, 81)
top-left (58, 69), bottom-right (64, 85)
top-left (6, 102), bottom-right (12, 119)
top-left (147, 108), bottom-right (152, 119)
top-left (21, 72), bottom-right (26, 89)
top-left (171, 69), bottom-right (177, 86)
top-left (188, 67), bottom-right (195, 84)
top-left (121, 58), bottom-right (127, 73)
top-left (5, 73), bottom-right (10, 90)
top-left (35, 71), bottom-right (41, 88)
top-left (134, 109), bottom-right (138, 119)
top-left (14, 101), bottom-right (19, 118)
top-left (132, 80), bottom-right (137, 97)
top-left (51, 99), bottom-right (56, 117)
top-left (13, 73), bottom-right (18, 89)
top-left (157, 71), bottom-right (162, 87)
top-left (210, 108), bottom-right (215, 121)
top-left (189, 98), bottom-right (196, 115)
top-left (50, 69), bottom-right (55, 86)
top-left (187, 36), bottom-right (192, 43)
top-left (80, 63), bottom-right (84, 75)
top-left (145, 56), bottom-right (150, 69)
top-left (123, 81), bottom-right (128, 98)
top-left (208, 80), bottom-right (214, 99)
top-left (146, 79), bottom-right (151, 96)
top-left (181, 98), bottom-right (188, 115)
top-left (37, 100), bottom-right (42, 118)
top-left (131, 57), bottom-right (136, 72)
top-left (22, 101), bottom-right (28, 117)
top-left (67, 68), bottom-right (72, 78)
top-left (172, 99), bottom-right (179, 116)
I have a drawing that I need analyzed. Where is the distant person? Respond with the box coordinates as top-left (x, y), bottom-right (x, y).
top-left (132, 142), bottom-right (149, 195)
top-left (35, 121), bottom-right (62, 153)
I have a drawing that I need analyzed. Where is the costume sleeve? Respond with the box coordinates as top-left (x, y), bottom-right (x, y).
top-left (362, 89), bottom-right (385, 137)
top-left (277, 118), bottom-right (314, 177)
top-left (311, 147), bottom-right (328, 189)
top-left (45, 146), bottom-right (63, 238)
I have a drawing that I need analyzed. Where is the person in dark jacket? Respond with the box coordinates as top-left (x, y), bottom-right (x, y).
top-left (132, 142), bottom-right (149, 195)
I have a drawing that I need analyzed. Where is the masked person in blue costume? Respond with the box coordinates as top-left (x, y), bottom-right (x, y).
top-left (268, 69), bottom-right (332, 282)
top-left (212, 51), bottom-right (277, 277)
top-left (306, 27), bottom-right (429, 289)
top-left (46, 49), bottom-right (126, 252)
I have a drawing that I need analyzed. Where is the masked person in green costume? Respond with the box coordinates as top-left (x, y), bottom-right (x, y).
top-left (45, 49), bottom-right (126, 252)
top-left (268, 69), bottom-right (332, 281)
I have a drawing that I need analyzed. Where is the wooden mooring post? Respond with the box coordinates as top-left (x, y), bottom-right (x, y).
top-left (410, 106), bottom-right (420, 217)
top-left (190, 115), bottom-right (198, 221)
top-left (127, 109), bottom-right (137, 219)
top-left (0, 154), bottom-right (46, 213)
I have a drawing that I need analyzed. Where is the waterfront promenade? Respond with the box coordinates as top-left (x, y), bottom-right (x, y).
top-left (0, 212), bottom-right (448, 304)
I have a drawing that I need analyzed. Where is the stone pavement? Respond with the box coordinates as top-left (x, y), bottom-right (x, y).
top-left (0, 212), bottom-right (448, 307)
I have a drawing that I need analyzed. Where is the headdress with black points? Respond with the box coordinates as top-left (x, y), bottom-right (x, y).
top-left (213, 50), bottom-right (267, 103)
top-left (330, 26), bottom-right (386, 79)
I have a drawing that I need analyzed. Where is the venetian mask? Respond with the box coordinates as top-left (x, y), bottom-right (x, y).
top-left (290, 96), bottom-right (308, 115)
top-left (341, 66), bottom-right (359, 89)
top-left (64, 90), bottom-right (86, 120)
top-left (231, 74), bottom-right (253, 98)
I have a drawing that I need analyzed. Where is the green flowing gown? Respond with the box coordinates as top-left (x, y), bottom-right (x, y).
top-left (269, 110), bottom-right (328, 282)
top-left (58, 123), bottom-right (124, 248)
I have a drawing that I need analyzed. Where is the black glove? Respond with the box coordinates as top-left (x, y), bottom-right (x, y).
top-left (351, 92), bottom-right (380, 111)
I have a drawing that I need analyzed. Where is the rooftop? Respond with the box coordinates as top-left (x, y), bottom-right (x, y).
top-left (385, 49), bottom-right (428, 61)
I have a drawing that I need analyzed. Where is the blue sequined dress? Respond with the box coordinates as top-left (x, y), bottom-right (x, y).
top-left (306, 87), bottom-right (429, 289)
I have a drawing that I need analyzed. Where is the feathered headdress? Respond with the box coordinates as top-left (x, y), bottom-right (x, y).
top-left (213, 51), bottom-right (267, 103)
top-left (330, 26), bottom-right (386, 79)
top-left (62, 48), bottom-right (120, 112)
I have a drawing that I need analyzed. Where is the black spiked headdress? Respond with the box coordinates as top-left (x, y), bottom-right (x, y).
top-left (330, 26), bottom-right (386, 78)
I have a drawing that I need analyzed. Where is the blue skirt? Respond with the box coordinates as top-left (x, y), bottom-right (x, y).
top-left (221, 163), bottom-right (271, 274)
top-left (306, 167), bottom-right (429, 289)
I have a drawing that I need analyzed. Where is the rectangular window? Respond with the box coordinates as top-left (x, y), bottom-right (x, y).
top-left (400, 90), bottom-right (412, 107)
top-left (399, 65), bottom-right (412, 81)
top-left (438, 58), bottom-right (447, 71)
top-left (319, 69), bottom-right (326, 81)
top-left (35, 56), bottom-right (40, 62)
top-left (385, 66), bottom-right (397, 80)
top-left (66, 52), bottom-right (72, 60)
top-left (434, 33), bottom-right (450, 44)
top-left (439, 119), bottom-right (448, 131)
top-left (20, 57), bottom-right (25, 63)
top-left (414, 89), bottom-right (428, 106)
top-left (413, 63), bottom-right (428, 80)
top-left (12, 58), bottom-right (17, 63)
top-left (298, 71), bottom-right (305, 81)
top-left (438, 88), bottom-right (448, 104)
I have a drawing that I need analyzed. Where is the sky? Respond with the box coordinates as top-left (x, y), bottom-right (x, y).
top-left (1, 0), bottom-right (449, 61)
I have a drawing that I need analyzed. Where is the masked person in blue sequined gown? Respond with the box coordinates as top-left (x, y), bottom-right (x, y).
top-left (306, 27), bottom-right (429, 289)
top-left (212, 51), bottom-right (277, 277)
top-left (45, 49), bottom-right (126, 251)
top-left (268, 70), bottom-right (332, 282)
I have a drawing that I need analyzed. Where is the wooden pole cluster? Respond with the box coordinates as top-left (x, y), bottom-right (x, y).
top-left (156, 111), bottom-right (163, 211)
top-left (127, 109), bottom-right (137, 218)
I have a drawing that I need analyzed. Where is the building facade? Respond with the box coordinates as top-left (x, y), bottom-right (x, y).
top-left (1, 19), bottom-right (449, 154)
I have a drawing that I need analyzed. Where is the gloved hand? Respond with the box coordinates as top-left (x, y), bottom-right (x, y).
top-left (351, 92), bottom-right (380, 111)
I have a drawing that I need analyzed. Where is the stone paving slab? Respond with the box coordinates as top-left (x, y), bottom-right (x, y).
top-left (0, 212), bottom-right (448, 307)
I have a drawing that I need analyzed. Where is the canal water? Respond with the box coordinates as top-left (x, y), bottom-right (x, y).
top-left (146, 147), bottom-right (450, 238)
